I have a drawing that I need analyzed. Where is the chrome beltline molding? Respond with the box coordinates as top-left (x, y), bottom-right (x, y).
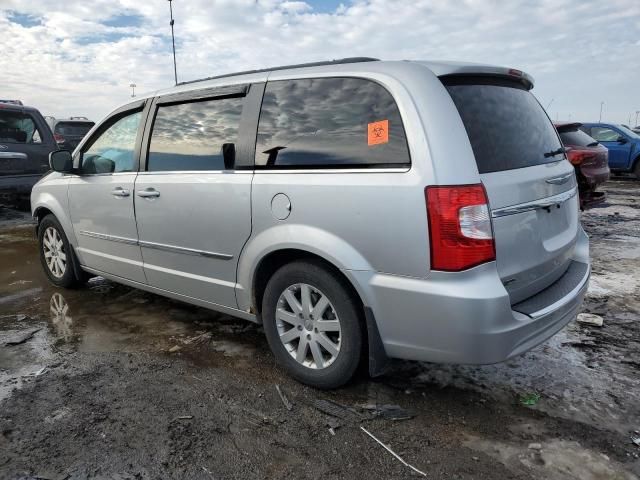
top-left (79, 231), bottom-right (233, 260)
top-left (491, 186), bottom-right (577, 218)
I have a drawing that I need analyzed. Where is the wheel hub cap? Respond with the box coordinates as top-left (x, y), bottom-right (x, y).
top-left (43, 226), bottom-right (67, 279)
top-left (275, 283), bottom-right (342, 369)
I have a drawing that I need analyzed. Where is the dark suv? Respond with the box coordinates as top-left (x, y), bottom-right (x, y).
top-left (0, 102), bottom-right (57, 207)
top-left (48, 117), bottom-right (95, 151)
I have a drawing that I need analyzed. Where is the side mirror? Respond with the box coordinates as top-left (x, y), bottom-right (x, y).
top-left (49, 150), bottom-right (73, 173)
top-left (222, 143), bottom-right (235, 170)
top-left (617, 136), bottom-right (628, 144)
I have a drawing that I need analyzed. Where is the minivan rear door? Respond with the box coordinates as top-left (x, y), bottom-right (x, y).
top-left (443, 77), bottom-right (579, 304)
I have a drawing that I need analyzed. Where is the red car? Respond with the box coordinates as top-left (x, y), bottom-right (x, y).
top-left (555, 122), bottom-right (610, 209)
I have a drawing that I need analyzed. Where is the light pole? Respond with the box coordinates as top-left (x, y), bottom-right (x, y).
top-left (130, 83), bottom-right (136, 97)
top-left (168, 0), bottom-right (178, 85)
top-left (599, 101), bottom-right (604, 122)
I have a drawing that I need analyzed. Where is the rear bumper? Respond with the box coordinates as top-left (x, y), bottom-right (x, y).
top-left (346, 227), bottom-right (590, 364)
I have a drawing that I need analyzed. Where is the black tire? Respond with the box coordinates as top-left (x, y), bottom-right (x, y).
top-left (38, 214), bottom-right (84, 288)
top-left (262, 260), bottom-right (364, 389)
top-left (634, 158), bottom-right (640, 180)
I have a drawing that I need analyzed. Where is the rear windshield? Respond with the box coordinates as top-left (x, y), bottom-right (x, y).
top-left (55, 121), bottom-right (94, 136)
top-left (558, 128), bottom-right (597, 147)
top-left (444, 79), bottom-right (563, 174)
top-left (0, 110), bottom-right (42, 143)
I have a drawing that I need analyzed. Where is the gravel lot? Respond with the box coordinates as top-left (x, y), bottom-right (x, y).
top-left (1, 180), bottom-right (639, 480)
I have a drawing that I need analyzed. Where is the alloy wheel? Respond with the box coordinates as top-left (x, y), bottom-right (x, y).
top-left (43, 226), bottom-right (67, 278)
top-left (275, 283), bottom-right (342, 369)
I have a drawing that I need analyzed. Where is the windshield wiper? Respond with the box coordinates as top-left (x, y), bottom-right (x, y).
top-left (587, 141), bottom-right (599, 147)
top-left (544, 147), bottom-right (567, 158)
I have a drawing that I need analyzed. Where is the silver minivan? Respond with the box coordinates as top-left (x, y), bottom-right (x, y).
top-left (32, 58), bottom-right (590, 388)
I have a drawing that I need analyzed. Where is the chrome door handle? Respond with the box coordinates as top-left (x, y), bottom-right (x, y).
top-left (137, 188), bottom-right (160, 198)
top-left (111, 187), bottom-right (130, 197)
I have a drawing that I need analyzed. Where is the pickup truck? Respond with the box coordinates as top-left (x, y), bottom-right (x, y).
top-left (580, 123), bottom-right (640, 178)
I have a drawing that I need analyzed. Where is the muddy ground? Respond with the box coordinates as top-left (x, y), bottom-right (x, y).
top-left (0, 180), bottom-right (639, 480)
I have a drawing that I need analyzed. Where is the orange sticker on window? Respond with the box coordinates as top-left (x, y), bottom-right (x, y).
top-left (368, 120), bottom-right (389, 146)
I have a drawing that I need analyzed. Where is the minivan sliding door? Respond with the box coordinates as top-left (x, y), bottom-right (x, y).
top-left (134, 83), bottom-right (263, 308)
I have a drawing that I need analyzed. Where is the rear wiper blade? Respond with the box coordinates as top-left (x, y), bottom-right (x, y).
top-left (587, 141), bottom-right (599, 147)
top-left (544, 147), bottom-right (568, 158)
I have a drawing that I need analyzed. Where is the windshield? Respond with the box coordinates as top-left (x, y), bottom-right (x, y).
top-left (618, 125), bottom-right (640, 139)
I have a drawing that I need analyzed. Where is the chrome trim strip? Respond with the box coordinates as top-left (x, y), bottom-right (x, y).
top-left (79, 231), bottom-right (233, 259)
top-left (79, 230), bottom-right (138, 245)
top-left (527, 264), bottom-right (590, 319)
top-left (491, 187), bottom-right (577, 218)
top-left (545, 173), bottom-right (573, 185)
top-left (138, 240), bottom-right (233, 260)
top-left (136, 170), bottom-right (254, 175)
top-left (0, 152), bottom-right (28, 159)
top-left (253, 168), bottom-right (410, 174)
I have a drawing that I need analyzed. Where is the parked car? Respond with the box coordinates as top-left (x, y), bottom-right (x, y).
top-left (31, 58), bottom-right (590, 388)
top-left (555, 122), bottom-right (609, 208)
top-left (632, 126), bottom-right (640, 135)
top-left (46, 117), bottom-right (95, 152)
top-left (579, 122), bottom-right (640, 178)
top-left (0, 101), bottom-right (57, 207)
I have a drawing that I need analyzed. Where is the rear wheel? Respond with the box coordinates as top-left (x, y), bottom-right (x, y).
top-left (634, 158), bottom-right (640, 179)
top-left (38, 215), bottom-right (84, 288)
top-left (262, 261), bottom-right (364, 389)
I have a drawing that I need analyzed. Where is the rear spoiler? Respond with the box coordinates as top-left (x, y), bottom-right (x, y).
top-left (554, 122), bottom-right (583, 133)
top-left (434, 65), bottom-right (534, 90)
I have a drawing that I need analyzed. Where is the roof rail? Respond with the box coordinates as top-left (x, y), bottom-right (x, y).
top-left (177, 57), bottom-right (380, 86)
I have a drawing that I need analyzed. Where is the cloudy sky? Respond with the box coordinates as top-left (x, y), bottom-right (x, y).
top-left (1, 0), bottom-right (638, 125)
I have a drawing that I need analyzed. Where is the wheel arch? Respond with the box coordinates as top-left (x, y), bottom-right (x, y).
top-left (239, 230), bottom-right (390, 376)
top-left (32, 194), bottom-right (78, 247)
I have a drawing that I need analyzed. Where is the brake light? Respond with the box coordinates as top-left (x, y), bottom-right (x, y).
top-left (54, 133), bottom-right (64, 144)
top-left (566, 148), bottom-right (594, 166)
top-left (426, 184), bottom-right (495, 271)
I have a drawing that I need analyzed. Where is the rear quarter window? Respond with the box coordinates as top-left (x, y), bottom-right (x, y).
top-left (255, 77), bottom-right (410, 169)
top-left (444, 80), bottom-right (563, 174)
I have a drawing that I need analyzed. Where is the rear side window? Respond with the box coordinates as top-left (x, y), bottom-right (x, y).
top-left (558, 128), bottom-right (597, 147)
top-left (589, 127), bottom-right (620, 142)
top-left (255, 77), bottom-right (410, 169)
top-left (444, 80), bottom-right (563, 173)
top-left (147, 97), bottom-right (243, 172)
top-left (55, 122), bottom-right (94, 136)
top-left (0, 111), bottom-right (42, 144)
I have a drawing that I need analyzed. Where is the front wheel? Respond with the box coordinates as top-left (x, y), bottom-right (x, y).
top-left (38, 215), bottom-right (83, 288)
top-left (262, 261), bottom-right (364, 389)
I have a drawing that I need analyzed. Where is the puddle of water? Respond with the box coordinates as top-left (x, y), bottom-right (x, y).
top-left (0, 227), bottom-right (264, 403)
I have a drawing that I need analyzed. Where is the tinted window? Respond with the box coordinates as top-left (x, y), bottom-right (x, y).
top-left (0, 111), bottom-right (42, 144)
top-left (82, 111), bottom-right (141, 174)
top-left (147, 97), bottom-right (243, 172)
top-left (558, 128), bottom-right (597, 147)
top-left (445, 81), bottom-right (563, 173)
top-left (55, 121), bottom-right (94, 136)
top-left (590, 127), bottom-right (620, 142)
top-left (255, 78), bottom-right (410, 168)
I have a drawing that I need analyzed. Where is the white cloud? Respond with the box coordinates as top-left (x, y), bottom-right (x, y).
top-left (1, 0), bottom-right (638, 125)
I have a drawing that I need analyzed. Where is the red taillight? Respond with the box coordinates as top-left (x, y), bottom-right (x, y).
top-left (566, 148), bottom-right (594, 166)
top-left (425, 184), bottom-right (495, 272)
top-left (54, 133), bottom-right (64, 144)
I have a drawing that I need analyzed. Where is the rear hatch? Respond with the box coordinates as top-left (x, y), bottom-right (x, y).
top-left (442, 75), bottom-right (579, 304)
top-left (556, 123), bottom-right (609, 183)
top-left (54, 121), bottom-right (94, 150)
